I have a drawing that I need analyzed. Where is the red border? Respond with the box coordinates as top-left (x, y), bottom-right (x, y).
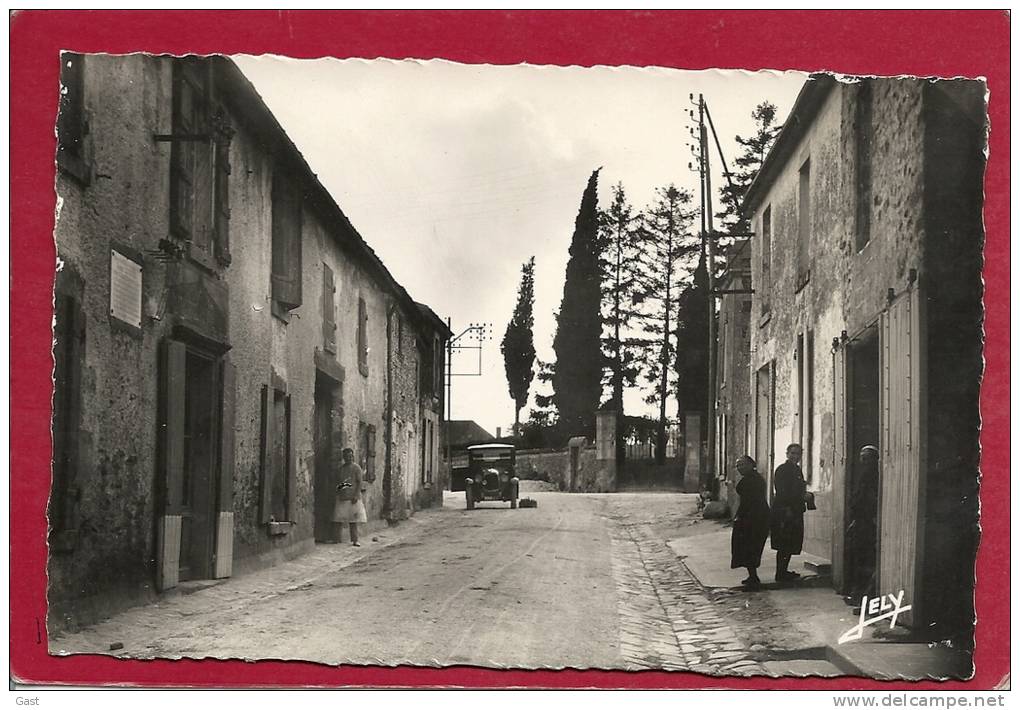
top-left (10, 10), bottom-right (1010, 689)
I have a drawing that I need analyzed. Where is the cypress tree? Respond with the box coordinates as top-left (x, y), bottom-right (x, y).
top-left (501, 257), bottom-right (537, 437)
top-left (551, 169), bottom-right (604, 439)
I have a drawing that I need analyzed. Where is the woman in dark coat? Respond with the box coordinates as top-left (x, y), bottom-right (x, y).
top-left (771, 443), bottom-right (807, 581)
top-left (731, 455), bottom-right (771, 590)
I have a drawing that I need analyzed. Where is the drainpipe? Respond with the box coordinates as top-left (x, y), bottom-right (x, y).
top-left (383, 301), bottom-right (397, 521)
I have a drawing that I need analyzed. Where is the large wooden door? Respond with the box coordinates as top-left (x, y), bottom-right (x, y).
top-left (314, 378), bottom-right (335, 542)
top-left (831, 342), bottom-right (849, 592)
top-left (158, 341), bottom-right (223, 589)
top-left (879, 286), bottom-right (925, 624)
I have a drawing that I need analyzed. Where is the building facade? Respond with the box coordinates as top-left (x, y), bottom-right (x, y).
top-left (49, 54), bottom-right (449, 630)
top-left (744, 75), bottom-right (985, 641)
top-left (713, 239), bottom-right (753, 514)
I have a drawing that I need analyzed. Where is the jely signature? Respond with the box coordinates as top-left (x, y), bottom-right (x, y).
top-left (838, 590), bottom-right (912, 644)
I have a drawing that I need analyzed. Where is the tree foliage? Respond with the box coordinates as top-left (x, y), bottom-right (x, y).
top-left (673, 253), bottom-right (711, 419)
top-left (598, 182), bottom-right (644, 414)
top-left (632, 184), bottom-right (699, 463)
top-left (716, 101), bottom-right (782, 233)
top-left (501, 256), bottom-right (537, 435)
top-left (551, 169), bottom-right (605, 439)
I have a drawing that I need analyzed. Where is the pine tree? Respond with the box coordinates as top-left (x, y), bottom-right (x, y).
top-left (599, 183), bottom-right (644, 412)
top-left (501, 257), bottom-right (537, 437)
top-left (633, 184), bottom-right (699, 464)
top-left (716, 101), bottom-right (782, 233)
top-left (551, 169), bottom-right (605, 439)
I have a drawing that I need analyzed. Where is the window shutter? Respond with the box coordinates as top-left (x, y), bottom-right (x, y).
top-left (258, 384), bottom-right (273, 524)
top-left (170, 63), bottom-right (195, 240)
top-left (323, 264), bottom-right (336, 353)
top-left (271, 172), bottom-right (303, 309)
top-left (357, 297), bottom-right (369, 374)
top-left (213, 115), bottom-right (232, 266)
top-left (286, 394), bottom-right (297, 522)
top-left (162, 340), bottom-right (187, 516)
top-left (831, 343), bottom-right (849, 592)
top-left (366, 423), bottom-right (377, 482)
top-left (219, 361), bottom-right (236, 513)
top-left (57, 53), bottom-right (85, 158)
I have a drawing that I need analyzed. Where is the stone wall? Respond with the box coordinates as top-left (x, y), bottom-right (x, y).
top-left (48, 55), bottom-right (447, 630)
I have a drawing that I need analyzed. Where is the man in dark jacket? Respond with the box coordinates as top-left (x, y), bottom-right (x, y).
top-left (771, 443), bottom-right (807, 582)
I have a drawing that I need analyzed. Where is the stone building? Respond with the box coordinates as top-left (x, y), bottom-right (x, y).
top-left (743, 74), bottom-right (985, 642)
top-left (712, 239), bottom-right (753, 514)
top-left (49, 53), bottom-right (450, 630)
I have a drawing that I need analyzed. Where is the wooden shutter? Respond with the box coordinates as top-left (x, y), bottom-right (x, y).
top-left (213, 116), bottom-right (232, 266)
top-left (57, 53), bottom-right (85, 158)
top-left (258, 384), bottom-right (273, 524)
top-left (170, 62), bottom-right (195, 240)
top-left (831, 342), bottom-right (849, 592)
top-left (286, 394), bottom-right (297, 522)
top-left (218, 362), bottom-right (236, 513)
top-left (323, 264), bottom-right (337, 353)
top-left (879, 286), bottom-right (925, 624)
top-left (271, 172), bottom-right (303, 308)
top-left (366, 423), bottom-right (377, 482)
top-left (357, 297), bottom-right (368, 373)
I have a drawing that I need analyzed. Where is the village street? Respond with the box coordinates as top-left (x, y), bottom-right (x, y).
top-left (51, 484), bottom-right (844, 677)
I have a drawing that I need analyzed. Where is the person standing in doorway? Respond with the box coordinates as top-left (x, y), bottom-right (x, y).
top-left (848, 445), bottom-right (880, 599)
top-left (771, 443), bottom-right (807, 582)
top-left (333, 447), bottom-right (367, 546)
top-left (730, 455), bottom-right (771, 590)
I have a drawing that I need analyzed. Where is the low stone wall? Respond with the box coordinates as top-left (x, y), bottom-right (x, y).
top-left (515, 447), bottom-right (616, 493)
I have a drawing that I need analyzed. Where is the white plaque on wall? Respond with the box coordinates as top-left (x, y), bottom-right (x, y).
top-left (110, 249), bottom-right (142, 328)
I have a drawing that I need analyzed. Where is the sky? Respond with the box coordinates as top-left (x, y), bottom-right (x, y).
top-left (232, 56), bottom-right (806, 436)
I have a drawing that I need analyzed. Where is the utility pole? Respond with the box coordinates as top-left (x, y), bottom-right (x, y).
top-left (700, 95), bottom-right (718, 491)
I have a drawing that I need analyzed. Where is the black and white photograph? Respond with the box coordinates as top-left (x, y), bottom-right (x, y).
top-left (45, 51), bottom-right (986, 681)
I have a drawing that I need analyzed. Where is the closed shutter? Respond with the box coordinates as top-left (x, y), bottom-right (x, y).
top-left (158, 339), bottom-right (187, 590)
top-left (170, 64), bottom-right (195, 240)
top-left (286, 394), bottom-right (297, 522)
top-left (259, 384), bottom-right (273, 525)
top-left (323, 264), bottom-right (336, 353)
top-left (357, 297), bottom-right (368, 373)
top-left (879, 286), bottom-right (924, 624)
top-left (366, 423), bottom-right (377, 482)
top-left (213, 117), bottom-right (232, 265)
top-left (271, 172), bottom-right (303, 309)
top-left (831, 342), bottom-right (849, 592)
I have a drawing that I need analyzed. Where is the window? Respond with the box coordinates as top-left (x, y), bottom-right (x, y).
top-left (359, 421), bottom-right (378, 483)
top-left (855, 80), bottom-right (874, 252)
top-left (357, 297), bottom-right (369, 375)
top-left (50, 278), bottom-right (86, 551)
top-left (170, 59), bottom-right (233, 266)
top-left (271, 168), bottom-right (303, 318)
top-left (796, 331), bottom-right (815, 482)
top-left (432, 335), bottom-right (442, 395)
top-left (420, 339), bottom-right (435, 397)
top-left (797, 158), bottom-right (811, 288)
top-left (322, 263), bottom-right (336, 354)
top-left (259, 384), bottom-right (294, 525)
top-left (57, 52), bottom-right (90, 184)
top-left (760, 205), bottom-right (772, 312)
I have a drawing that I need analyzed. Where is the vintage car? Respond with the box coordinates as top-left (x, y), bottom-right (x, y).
top-left (464, 443), bottom-right (519, 509)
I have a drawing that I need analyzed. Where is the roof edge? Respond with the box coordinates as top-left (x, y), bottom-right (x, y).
top-left (742, 74), bottom-right (838, 213)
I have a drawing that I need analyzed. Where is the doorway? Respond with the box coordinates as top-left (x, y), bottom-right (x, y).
top-left (179, 350), bottom-right (218, 582)
top-left (314, 373), bottom-right (339, 543)
top-left (847, 325), bottom-right (880, 597)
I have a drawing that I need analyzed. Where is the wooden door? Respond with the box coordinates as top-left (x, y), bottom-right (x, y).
top-left (879, 286), bottom-right (925, 624)
top-left (314, 380), bottom-right (335, 542)
top-left (754, 362), bottom-right (775, 498)
top-left (180, 350), bottom-right (218, 581)
top-left (831, 342), bottom-right (849, 592)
